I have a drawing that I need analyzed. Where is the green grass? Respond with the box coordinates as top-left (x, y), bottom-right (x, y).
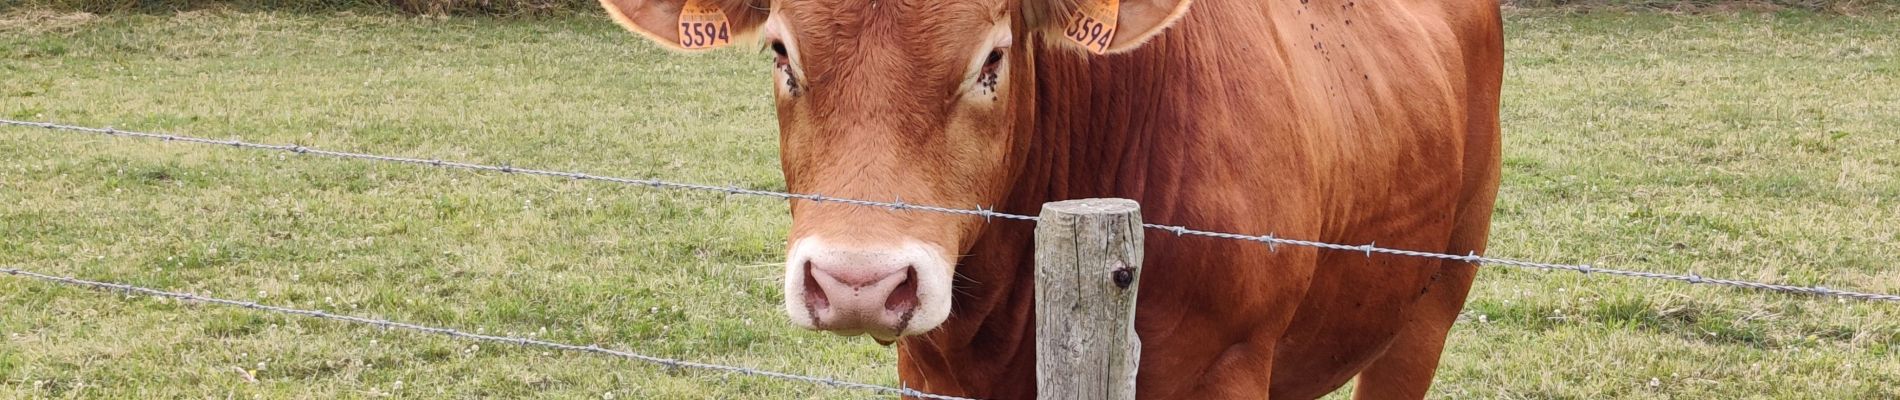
top-left (1, 7), bottom-right (1897, 399)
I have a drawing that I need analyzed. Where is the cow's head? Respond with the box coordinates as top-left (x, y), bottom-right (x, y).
top-left (601, 0), bottom-right (1190, 341)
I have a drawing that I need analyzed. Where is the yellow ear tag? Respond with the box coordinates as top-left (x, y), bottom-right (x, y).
top-left (676, 0), bottom-right (733, 50)
top-left (1062, 0), bottom-right (1120, 54)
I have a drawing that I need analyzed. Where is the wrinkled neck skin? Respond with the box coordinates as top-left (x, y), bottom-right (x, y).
top-left (891, 207), bottom-right (1040, 398)
top-left (892, 31), bottom-right (1125, 398)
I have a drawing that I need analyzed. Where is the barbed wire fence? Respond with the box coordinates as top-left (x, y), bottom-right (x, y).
top-left (8, 119), bottom-right (1894, 302)
top-left (2, 119), bottom-right (1897, 397)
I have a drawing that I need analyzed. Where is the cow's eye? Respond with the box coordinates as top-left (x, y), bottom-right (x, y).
top-left (981, 48), bottom-right (1005, 75)
top-left (771, 41), bottom-right (790, 67)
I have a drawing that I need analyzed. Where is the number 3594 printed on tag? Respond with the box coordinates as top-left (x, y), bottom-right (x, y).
top-left (678, 21), bottom-right (730, 48)
top-left (677, 0), bottom-right (731, 49)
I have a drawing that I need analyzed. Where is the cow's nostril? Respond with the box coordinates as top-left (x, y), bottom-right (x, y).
top-left (804, 261), bottom-right (829, 310)
top-left (885, 267), bottom-right (918, 312)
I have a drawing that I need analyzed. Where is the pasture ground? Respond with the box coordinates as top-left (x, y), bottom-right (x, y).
top-left (2, 7), bottom-right (1898, 399)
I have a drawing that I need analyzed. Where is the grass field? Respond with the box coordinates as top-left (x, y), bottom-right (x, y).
top-left (2, 7), bottom-right (1898, 399)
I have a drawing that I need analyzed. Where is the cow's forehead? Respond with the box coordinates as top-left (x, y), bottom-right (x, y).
top-left (776, 0), bottom-right (1006, 50)
top-left (774, 0), bottom-right (1009, 98)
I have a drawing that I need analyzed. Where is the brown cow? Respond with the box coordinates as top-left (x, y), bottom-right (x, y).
top-left (598, 0), bottom-right (1502, 398)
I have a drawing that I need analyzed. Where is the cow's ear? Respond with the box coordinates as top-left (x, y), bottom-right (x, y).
top-left (1025, 0), bottom-right (1191, 55)
top-left (600, 0), bottom-right (769, 51)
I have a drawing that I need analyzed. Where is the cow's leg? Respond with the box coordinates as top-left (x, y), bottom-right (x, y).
top-left (1348, 259), bottom-right (1476, 399)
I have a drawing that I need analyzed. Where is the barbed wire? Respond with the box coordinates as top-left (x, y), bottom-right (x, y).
top-left (0, 120), bottom-right (1031, 223)
top-left (0, 265), bottom-right (979, 400)
top-left (5, 118), bottom-right (1896, 304)
top-left (1143, 224), bottom-right (1900, 301)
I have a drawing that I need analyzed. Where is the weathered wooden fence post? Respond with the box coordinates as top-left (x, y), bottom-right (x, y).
top-left (1035, 198), bottom-right (1143, 400)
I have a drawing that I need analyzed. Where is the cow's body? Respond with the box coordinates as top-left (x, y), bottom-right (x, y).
top-left (902, 1), bottom-right (1503, 397)
top-left (601, 0), bottom-right (1502, 397)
